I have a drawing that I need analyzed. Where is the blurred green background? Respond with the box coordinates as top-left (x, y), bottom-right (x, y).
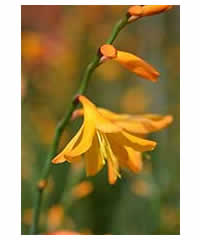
top-left (21, 5), bottom-right (180, 235)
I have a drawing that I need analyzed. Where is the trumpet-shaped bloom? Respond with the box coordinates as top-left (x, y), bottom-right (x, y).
top-left (100, 44), bottom-right (160, 82)
top-left (128, 5), bottom-right (173, 22)
top-left (52, 95), bottom-right (159, 184)
top-left (71, 106), bottom-right (173, 179)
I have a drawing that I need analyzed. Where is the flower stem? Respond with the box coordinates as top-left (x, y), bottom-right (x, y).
top-left (30, 12), bottom-right (129, 235)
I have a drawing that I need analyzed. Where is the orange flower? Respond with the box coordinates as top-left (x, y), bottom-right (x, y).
top-left (128, 5), bottom-right (173, 22)
top-left (100, 44), bottom-right (160, 82)
top-left (72, 105), bottom-right (173, 175)
top-left (21, 32), bottom-right (44, 63)
top-left (52, 95), bottom-right (157, 184)
top-left (72, 181), bottom-right (93, 199)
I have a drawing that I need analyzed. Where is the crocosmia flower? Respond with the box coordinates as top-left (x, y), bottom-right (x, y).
top-left (52, 95), bottom-right (161, 184)
top-left (100, 44), bottom-right (160, 82)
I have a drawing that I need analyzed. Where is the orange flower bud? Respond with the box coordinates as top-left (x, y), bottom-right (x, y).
top-left (100, 44), bottom-right (117, 61)
top-left (115, 51), bottom-right (160, 82)
top-left (128, 5), bottom-right (173, 22)
top-left (37, 179), bottom-right (47, 190)
top-left (128, 5), bottom-right (143, 16)
top-left (100, 44), bottom-right (160, 82)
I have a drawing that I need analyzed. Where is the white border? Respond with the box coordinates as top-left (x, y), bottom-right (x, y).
top-left (20, 1), bottom-right (182, 5)
top-left (2, 0), bottom-right (200, 239)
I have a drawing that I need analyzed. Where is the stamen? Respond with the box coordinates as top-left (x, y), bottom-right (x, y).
top-left (97, 131), bottom-right (121, 178)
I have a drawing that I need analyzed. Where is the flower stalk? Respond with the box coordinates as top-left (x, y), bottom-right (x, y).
top-left (30, 13), bottom-right (130, 235)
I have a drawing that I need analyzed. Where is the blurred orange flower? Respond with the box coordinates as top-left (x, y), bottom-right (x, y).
top-left (100, 44), bottom-right (160, 82)
top-left (72, 180), bottom-right (93, 199)
top-left (21, 32), bottom-right (44, 64)
top-left (120, 86), bottom-right (151, 114)
top-left (48, 230), bottom-right (80, 235)
top-left (47, 205), bottom-right (64, 229)
top-left (128, 5), bottom-right (173, 22)
top-left (52, 95), bottom-right (157, 184)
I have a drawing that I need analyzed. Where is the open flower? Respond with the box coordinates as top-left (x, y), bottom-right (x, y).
top-left (128, 5), bottom-right (173, 22)
top-left (72, 105), bottom-right (173, 178)
top-left (100, 44), bottom-right (160, 82)
top-left (52, 95), bottom-right (158, 184)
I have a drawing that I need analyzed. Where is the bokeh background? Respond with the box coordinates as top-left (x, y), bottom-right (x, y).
top-left (21, 5), bottom-right (180, 235)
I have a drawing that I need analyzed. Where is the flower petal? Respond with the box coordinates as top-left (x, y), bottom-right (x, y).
top-left (108, 136), bottom-right (143, 173)
top-left (114, 51), bottom-right (160, 82)
top-left (78, 95), bottom-right (121, 133)
top-left (85, 134), bottom-right (105, 176)
top-left (114, 114), bottom-right (173, 135)
top-left (122, 131), bottom-right (157, 152)
top-left (96, 132), bottom-right (120, 184)
top-left (124, 147), bottom-right (143, 173)
top-left (108, 131), bottom-right (156, 152)
top-left (107, 159), bottom-right (118, 184)
top-left (98, 109), bottom-right (173, 135)
top-left (71, 108), bottom-right (173, 136)
top-left (98, 108), bottom-right (129, 120)
top-left (52, 125), bottom-right (84, 164)
top-left (68, 120), bottom-right (96, 157)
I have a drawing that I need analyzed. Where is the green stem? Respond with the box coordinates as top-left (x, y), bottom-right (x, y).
top-left (30, 13), bottom-right (129, 235)
top-left (106, 15), bottom-right (129, 44)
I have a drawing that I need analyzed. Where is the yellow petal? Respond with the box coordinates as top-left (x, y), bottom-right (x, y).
top-left (52, 98), bottom-right (97, 161)
top-left (107, 159), bottom-right (118, 184)
top-left (101, 133), bottom-right (120, 177)
top-left (98, 108), bottom-right (129, 120)
top-left (108, 136), bottom-right (143, 173)
top-left (108, 131), bottom-right (156, 152)
top-left (78, 95), bottom-right (121, 133)
top-left (72, 108), bottom-right (173, 135)
top-left (85, 134), bottom-right (105, 176)
top-left (114, 51), bottom-right (160, 82)
top-left (122, 131), bottom-right (156, 152)
top-left (114, 114), bottom-right (173, 135)
top-left (72, 107), bottom-right (128, 121)
top-left (124, 147), bottom-right (143, 173)
top-left (52, 124), bottom-right (84, 164)
top-left (67, 120), bottom-right (96, 158)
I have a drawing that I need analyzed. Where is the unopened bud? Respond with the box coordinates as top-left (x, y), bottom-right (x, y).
top-left (37, 179), bottom-right (47, 190)
top-left (128, 5), bottom-right (173, 22)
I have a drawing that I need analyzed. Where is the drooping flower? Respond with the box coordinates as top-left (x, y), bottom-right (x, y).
top-left (52, 95), bottom-right (158, 184)
top-left (100, 44), bottom-right (160, 82)
top-left (127, 5), bottom-right (173, 22)
top-left (72, 105), bottom-right (173, 177)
